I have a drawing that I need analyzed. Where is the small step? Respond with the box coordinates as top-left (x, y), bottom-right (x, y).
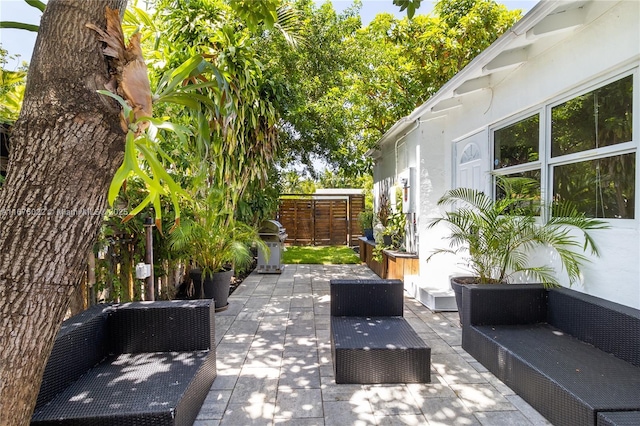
top-left (418, 287), bottom-right (457, 312)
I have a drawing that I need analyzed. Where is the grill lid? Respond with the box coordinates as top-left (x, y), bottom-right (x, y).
top-left (259, 219), bottom-right (285, 234)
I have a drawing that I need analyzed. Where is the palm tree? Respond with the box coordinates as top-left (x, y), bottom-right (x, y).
top-left (428, 176), bottom-right (608, 287)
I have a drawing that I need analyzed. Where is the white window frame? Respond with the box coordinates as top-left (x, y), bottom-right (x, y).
top-left (490, 108), bottom-right (544, 202)
top-left (490, 66), bottom-right (638, 226)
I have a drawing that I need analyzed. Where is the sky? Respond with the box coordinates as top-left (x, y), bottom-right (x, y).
top-left (0, 0), bottom-right (537, 70)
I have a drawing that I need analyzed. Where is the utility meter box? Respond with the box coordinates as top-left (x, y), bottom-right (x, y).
top-left (400, 167), bottom-right (416, 214)
top-left (135, 263), bottom-right (151, 279)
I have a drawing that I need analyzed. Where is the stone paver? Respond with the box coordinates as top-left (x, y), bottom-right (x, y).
top-left (196, 264), bottom-right (553, 425)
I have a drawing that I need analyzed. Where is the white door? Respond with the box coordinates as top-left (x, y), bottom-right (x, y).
top-left (455, 132), bottom-right (488, 193)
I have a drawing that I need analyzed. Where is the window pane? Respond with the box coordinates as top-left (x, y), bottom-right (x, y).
top-left (495, 170), bottom-right (541, 215)
top-left (494, 115), bottom-right (539, 169)
top-left (553, 153), bottom-right (635, 219)
top-left (551, 75), bottom-right (633, 157)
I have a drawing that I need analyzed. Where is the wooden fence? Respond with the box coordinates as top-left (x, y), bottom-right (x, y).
top-left (278, 194), bottom-right (365, 246)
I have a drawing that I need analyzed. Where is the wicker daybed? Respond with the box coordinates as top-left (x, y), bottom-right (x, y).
top-left (31, 300), bottom-right (216, 425)
top-left (461, 284), bottom-right (640, 426)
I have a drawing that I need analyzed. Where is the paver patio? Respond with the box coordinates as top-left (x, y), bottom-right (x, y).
top-left (195, 264), bottom-right (553, 425)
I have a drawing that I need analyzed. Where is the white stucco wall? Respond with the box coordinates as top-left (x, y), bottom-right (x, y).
top-left (375, 0), bottom-right (640, 309)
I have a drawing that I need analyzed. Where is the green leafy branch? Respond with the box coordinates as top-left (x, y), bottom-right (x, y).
top-left (0, 0), bottom-right (46, 32)
top-left (98, 90), bottom-right (190, 234)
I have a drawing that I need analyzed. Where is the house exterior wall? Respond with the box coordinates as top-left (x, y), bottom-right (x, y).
top-left (374, 0), bottom-right (640, 309)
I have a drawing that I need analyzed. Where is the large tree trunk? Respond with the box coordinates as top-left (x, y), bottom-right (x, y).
top-left (0, 1), bottom-right (127, 424)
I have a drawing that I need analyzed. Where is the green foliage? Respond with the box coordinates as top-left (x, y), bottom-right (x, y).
top-left (262, 0), bottom-right (521, 178)
top-left (376, 189), bottom-right (391, 227)
top-left (0, 0), bottom-right (44, 32)
top-left (94, 204), bottom-right (146, 303)
top-left (393, 0), bottom-right (423, 19)
top-left (428, 176), bottom-right (608, 287)
top-left (169, 190), bottom-right (268, 278)
top-left (358, 209), bottom-right (374, 232)
top-left (99, 0), bottom-right (299, 235)
top-left (0, 47), bottom-right (27, 123)
top-left (25, 0), bottom-right (46, 13)
top-left (235, 171), bottom-right (282, 226)
top-left (91, 0), bottom-right (292, 299)
top-left (282, 245), bottom-right (360, 264)
top-left (382, 210), bottom-right (406, 249)
top-left (0, 22), bottom-right (39, 32)
top-left (280, 170), bottom-right (316, 194)
top-left (373, 198), bottom-right (406, 261)
top-left (229, 0), bottom-right (280, 30)
top-left (98, 91), bottom-right (190, 233)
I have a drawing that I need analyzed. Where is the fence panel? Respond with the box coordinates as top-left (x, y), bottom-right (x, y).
top-left (278, 194), bottom-right (364, 246)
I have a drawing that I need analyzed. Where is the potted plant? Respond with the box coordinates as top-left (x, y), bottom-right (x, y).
top-left (381, 210), bottom-right (406, 250)
top-left (428, 176), bottom-right (607, 319)
top-left (359, 209), bottom-right (375, 241)
top-left (374, 191), bottom-right (391, 241)
top-left (171, 193), bottom-right (267, 311)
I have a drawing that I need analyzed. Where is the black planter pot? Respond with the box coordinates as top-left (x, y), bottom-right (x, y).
top-left (364, 228), bottom-right (374, 241)
top-left (451, 276), bottom-right (481, 325)
top-left (451, 279), bottom-right (464, 316)
top-left (189, 268), bottom-right (233, 312)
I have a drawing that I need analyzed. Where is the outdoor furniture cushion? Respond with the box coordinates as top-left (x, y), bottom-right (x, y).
top-left (331, 316), bottom-right (431, 384)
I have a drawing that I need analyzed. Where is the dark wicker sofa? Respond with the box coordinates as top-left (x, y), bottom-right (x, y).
top-left (330, 279), bottom-right (431, 384)
top-left (461, 285), bottom-right (640, 426)
top-left (31, 300), bottom-right (216, 426)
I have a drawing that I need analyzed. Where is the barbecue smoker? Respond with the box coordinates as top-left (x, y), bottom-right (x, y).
top-left (258, 220), bottom-right (287, 274)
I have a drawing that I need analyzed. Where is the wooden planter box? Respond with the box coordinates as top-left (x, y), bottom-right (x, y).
top-left (358, 237), bottom-right (419, 281)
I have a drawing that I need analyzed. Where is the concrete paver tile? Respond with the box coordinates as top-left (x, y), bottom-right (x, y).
top-left (193, 420), bottom-right (220, 426)
top-left (474, 410), bottom-right (534, 425)
top-left (229, 367), bottom-right (279, 405)
top-left (253, 329), bottom-right (287, 346)
top-left (366, 385), bottom-right (423, 416)
top-left (216, 343), bottom-right (250, 368)
top-left (284, 335), bottom-right (319, 351)
top-left (406, 377), bottom-right (457, 399)
top-left (419, 397), bottom-right (481, 426)
top-left (505, 395), bottom-right (554, 425)
top-left (286, 321), bottom-right (316, 336)
top-left (375, 414), bottom-right (430, 425)
top-left (291, 295), bottom-right (315, 308)
top-left (321, 383), bottom-right (368, 403)
top-left (450, 383), bottom-right (517, 412)
top-left (210, 368), bottom-right (240, 390)
top-left (219, 402), bottom-right (275, 426)
top-left (273, 418), bottom-right (325, 425)
top-left (278, 364), bottom-right (321, 389)
top-left (274, 387), bottom-right (323, 419)
top-left (243, 348), bottom-right (283, 369)
top-left (196, 389), bottom-right (232, 420)
top-left (431, 353), bottom-right (487, 385)
top-left (323, 401), bottom-right (375, 426)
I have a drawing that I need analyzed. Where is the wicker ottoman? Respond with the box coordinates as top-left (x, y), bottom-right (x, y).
top-left (331, 316), bottom-right (431, 384)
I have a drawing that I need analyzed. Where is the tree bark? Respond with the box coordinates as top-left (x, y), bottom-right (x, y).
top-left (0, 1), bottom-right (127, 424)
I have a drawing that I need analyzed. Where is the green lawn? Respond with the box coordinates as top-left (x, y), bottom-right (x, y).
top-left (282, 246), bottom-right (361, 264)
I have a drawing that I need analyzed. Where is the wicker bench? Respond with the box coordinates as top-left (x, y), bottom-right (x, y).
top-left (31, 300), bottom-right (216, 426)
top-left (330, 279), bottom-right (430, 384)
top-left (461, 285), bottom-right (640, 426)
